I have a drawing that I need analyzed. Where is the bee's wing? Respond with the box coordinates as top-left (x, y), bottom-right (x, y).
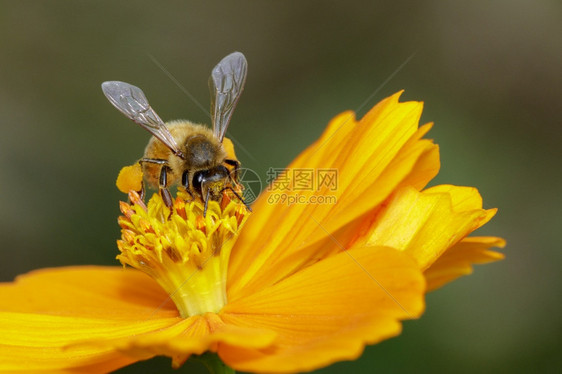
top-left (101, 81), bottom-right (183, 157)
top-left (209, 52), bottom-right (247, 142)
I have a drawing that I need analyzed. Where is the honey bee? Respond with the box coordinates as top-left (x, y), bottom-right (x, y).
top-left (102, 52), bottom-right (249, 215)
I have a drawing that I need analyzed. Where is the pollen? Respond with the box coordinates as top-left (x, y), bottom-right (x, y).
top-left (117, 190), bottom-right (249, 318)
top-left (116, 163), bottom-right (143, 194)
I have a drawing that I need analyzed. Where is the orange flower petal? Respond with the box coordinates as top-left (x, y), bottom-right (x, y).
top-left (0, 266), bottom-right (277, 371)
top-left (77, 313), bottom-right (277, 369)
top-left (365, 185), bottom-right (497, 270)
top-left (0, 266), bottom-right (177, 319)
top-left (0, 311), bottom-right (175, 372)
top-left (0, 266), bottom-right (181, 372)
top-left (221, 246), bottom-right (425, 372)
top-left (393, 123), bottom-right (440, 190)
top-left (230, 92), bottom-right (438, 297)
top-left (424, 236), bottom-right (506, 291)
top-left (423, 184), bottom-right (484, 211)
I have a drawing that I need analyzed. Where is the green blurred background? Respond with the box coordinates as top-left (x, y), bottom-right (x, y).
top-left (1, 1), bottom-right (560, 373)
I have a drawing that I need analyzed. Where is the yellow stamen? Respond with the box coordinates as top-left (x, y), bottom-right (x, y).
top-left (117, 190), bottom-right (249, 318)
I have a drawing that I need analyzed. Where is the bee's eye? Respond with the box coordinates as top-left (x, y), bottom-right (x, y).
top-left (192, 170), bottom-right (205, 195)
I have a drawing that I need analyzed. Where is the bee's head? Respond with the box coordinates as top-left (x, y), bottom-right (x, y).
top-left (192, 165), bottom-right (230, 201)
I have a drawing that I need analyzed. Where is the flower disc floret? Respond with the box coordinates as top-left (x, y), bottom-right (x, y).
top-left (117, 191), bottom-right (249, 317)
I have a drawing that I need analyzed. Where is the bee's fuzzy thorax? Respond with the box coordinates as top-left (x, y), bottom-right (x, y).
top-left (142, 120), bottom-right (226, 189)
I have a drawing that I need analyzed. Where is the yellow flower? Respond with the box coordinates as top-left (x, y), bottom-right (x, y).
top-left (0, 92), bottom-right (504, 373)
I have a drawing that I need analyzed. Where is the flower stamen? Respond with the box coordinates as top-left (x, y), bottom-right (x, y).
top-left (117, 191), bottom-right (250, 318)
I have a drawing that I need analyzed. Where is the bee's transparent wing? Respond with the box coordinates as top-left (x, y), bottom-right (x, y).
top-left (101, 81), bottom-right (183, 157)
top-left (209, 52), bottom-right (247, 142)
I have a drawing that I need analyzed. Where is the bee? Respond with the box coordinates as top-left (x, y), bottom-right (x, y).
top-left (102, 52), bottom-right (249, 215)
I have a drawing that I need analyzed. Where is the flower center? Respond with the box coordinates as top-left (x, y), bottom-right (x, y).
top-left (117, 191), bottom-right (249, 318)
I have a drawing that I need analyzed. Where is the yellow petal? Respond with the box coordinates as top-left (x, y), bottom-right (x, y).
top-left (229, 92), bottom-right (438, 297)
top-left (0, 266), bottom-right (180, 372)
top-left (0, 266), bottom-right (276, 371)
top-left (393, 123), bottom-right (440, 190)
top-left (0, 266), bottom-right (177, 319)
top-left (423, 184), bottom-right (484, 211)
top-left (0, 311), bottom-right (174, 373)
top-left (77, 313), bottom-right (277, 369)
top-left (365, 185), bottom-right (497, 270)
top-left (221, 246), bottom-right (425, 372)
top-left (424, 236), bottom-right (506, 291)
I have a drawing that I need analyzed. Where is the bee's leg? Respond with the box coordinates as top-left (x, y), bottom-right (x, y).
top-left (138, 157), bottom-right (173, 209)
top-left (139, 182), bottom-right (146, 201)
top-left (221, 187), bottom-right (252, 212)
top-left (158, 165), bottom-right (174, 210)
top-left (224, 159), bottom-right (240, 182)
top-left (135, 160), bottom-right (146, 200)
top-left (140, 157), bottom-right (168, 165)
top-left (203, 189), bottom-right (211, 217)
top-left (181, 170), bottom-right (195, 200)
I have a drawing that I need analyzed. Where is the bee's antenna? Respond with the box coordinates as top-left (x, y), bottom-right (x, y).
top-left (203, 189), bottom-right (211, 217)
top-left (221, 187), bottom-right (252, 212)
